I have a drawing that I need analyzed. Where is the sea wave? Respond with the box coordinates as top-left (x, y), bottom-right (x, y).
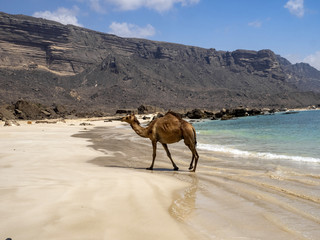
top-left (197, 143), bottom-right (320, 163)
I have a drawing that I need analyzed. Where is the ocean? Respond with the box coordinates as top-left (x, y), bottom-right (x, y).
top-left (195, 110), bottom-right (320, 167)
top-left (170, 110), bottom-right (320, 239)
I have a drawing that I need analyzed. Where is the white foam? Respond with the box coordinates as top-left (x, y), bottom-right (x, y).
top-left (197, 143), bottom-right (320, 163)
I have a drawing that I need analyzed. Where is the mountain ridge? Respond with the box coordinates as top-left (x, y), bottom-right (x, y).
top-left (1, 11), bottom-right (320, 113)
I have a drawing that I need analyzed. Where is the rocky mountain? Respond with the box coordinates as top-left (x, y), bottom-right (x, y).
top-left (1, 11), bottom-right (320, 114)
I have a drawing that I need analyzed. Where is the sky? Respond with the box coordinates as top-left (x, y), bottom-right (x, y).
top-left (1, 0), bottom-right (320, 70)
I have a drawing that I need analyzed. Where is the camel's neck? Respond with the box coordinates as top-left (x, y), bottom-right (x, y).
top-left (130, 122), bottom-right (149, 138)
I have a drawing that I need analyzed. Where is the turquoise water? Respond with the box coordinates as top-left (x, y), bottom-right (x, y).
top-left (194, 110), bottom-right (320, 164)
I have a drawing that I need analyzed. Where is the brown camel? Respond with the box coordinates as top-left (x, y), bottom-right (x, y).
top-left (121, 111), bottom-right (199, 172)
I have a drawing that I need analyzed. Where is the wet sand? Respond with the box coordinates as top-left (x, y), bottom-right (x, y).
top-left (1, 118), bottom-right (320, 239)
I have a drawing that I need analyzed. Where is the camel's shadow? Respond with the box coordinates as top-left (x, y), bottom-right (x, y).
top-left (88, 156), bottom-right (193, 173)
top-left (134, 167), bottom-right (191, 173)
top-left (104, 165), bottom-right (190, 173)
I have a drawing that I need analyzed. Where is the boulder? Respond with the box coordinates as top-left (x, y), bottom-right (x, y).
top-left (14, 100), bottom-right (43, 119)
top-left (221, 115), bottom-right (234, 120)
top-left (186, 109), bottom-right (205, 119)
top-left (138, 105), bottom-right (148, 114)
top-left (116, 109), bottom-right (134, 115)
top-left (137, 105), bottom-right (159, 114)
top-left (53, 104), bottom-right (68, 114)
top-left (233, 107), bottom-right (248, 117)
top-left (13, 100), bottom-right (60, 119)
top-left (214, 111), bottom-right (224, 119)
top-left (204, 110), bottom-right (214, 118)
top-left (247, 108), bottom-right (262, 116)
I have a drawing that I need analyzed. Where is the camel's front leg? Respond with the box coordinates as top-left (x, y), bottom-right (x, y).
top-left (162, 143), bottom-right (179, 171)
top-left (147, 141), bottom-right (157, 170)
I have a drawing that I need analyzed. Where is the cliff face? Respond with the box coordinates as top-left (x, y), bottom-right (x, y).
top-left (1, 11), bottom-right (320, 111)
top-left (0, 12), bottom-right (116, 75)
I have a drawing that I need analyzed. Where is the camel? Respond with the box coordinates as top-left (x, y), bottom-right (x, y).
top-left (121, 111), bottom-right (199, 172)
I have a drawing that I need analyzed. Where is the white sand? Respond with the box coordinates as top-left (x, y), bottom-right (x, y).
top-left (0, 120), bottom-right (190, 240)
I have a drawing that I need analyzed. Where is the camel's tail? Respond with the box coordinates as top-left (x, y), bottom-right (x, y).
top-left (193, 128), bottom-right (197, 146)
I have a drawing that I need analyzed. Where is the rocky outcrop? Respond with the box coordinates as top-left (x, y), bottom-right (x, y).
top-left (1, 12), bottom-right (320, 112)
top-left (184, 107), bottom-right (271, 120)
top-left (186, 109), bottom-right (207, 119)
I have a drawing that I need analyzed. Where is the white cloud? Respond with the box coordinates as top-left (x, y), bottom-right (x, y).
top-left (89, 0), bottom-right (200, 13)
top-left (303, 51), bottom-right (320, 71)
top-left (248, 20), bottom-right (262, 28)
top-left (284, 0), bottom-right (304, 18)
top-left (33, 7), bottom-right (82, 26)
top-left (109, 22), bottom-right (155, 38)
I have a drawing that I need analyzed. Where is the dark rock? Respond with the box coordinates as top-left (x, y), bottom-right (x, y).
top-left (233, 107), bottom-right (248, 117)
top-left (247, 108), bottom-right (262, 116)
top-left (138, 105), bottom-right (158, 114)
top-left (283, 111), bottom-right (299, 115)
top-left (53, 104), bottom-right (67, 114)
top-left (138, 105), bottom-right (147, 114)
top-left (221, 115), bottom-right (235, 120)
top-left (14, 100), bottom-right (43, 119)
top-left (204, 110), bottom-right (214, 118)
top-left (211, 115), bottom-right (219, 120)
top-left (214, 111), bottom-right (224, 119)
top-left (101, 55), bottom-right (119, 73)
top-left (116, 109), bottom-right (134, 115)
top-left (80, 122), bottom-right (93, 126)
top-left (186, 109), bottom-right (205, 119)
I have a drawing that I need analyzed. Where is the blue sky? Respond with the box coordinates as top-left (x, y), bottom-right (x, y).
top-left (1, 0), bottom-right (320, 70)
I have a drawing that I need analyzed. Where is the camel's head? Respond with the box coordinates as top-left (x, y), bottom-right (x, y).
top-left (121, 113), bottom-right (140, 125)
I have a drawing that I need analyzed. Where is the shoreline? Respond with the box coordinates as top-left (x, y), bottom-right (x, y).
top-left (1, 98), bottom-right (319, 123)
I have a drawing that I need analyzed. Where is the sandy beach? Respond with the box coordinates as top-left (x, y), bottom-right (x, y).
top-left (1, 117), bottom-right (320, 239)
top-left (0, 119), bottom-right (191, 240)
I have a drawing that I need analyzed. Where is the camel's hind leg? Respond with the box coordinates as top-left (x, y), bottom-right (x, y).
top-left (190, 148), bottom-right (199, 172)
top-left (189, 154), bottom-right (195, 170)
top-left (183, 125), bottom-right (199, 171)
top-left (162, 143), bottom-right (179, 171)
top-left (185, 142), bottom-right (199, 172)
